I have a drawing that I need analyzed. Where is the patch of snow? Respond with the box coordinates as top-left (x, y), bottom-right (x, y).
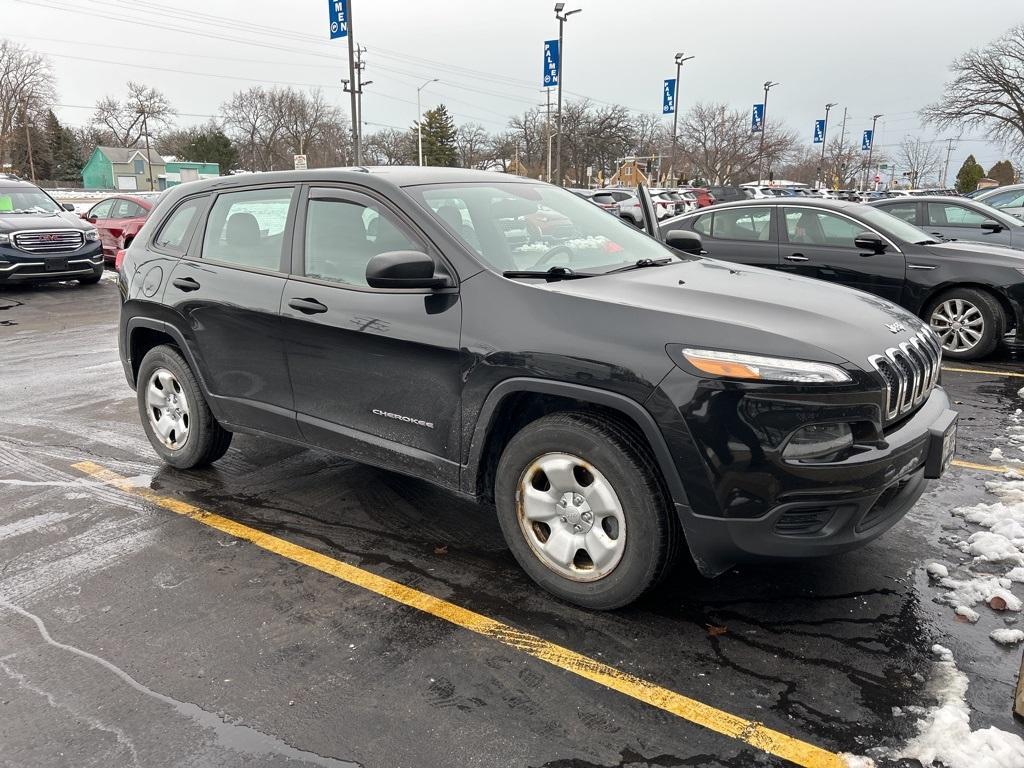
top-left (934, 572), bottom-right (1014, 609)
top-left (926, 562), bottom-right (949, 578)
top-left (988, 589), bottom-right (1023, 612)
top-left (961, 531), bottom-right (1024, 565)
top-left (954, 605), bottom-right (980, 623)
top-left (899, 647), bottom-right (1024, 768)
top-left (991, 447), bottom-right (1006, 461)
top-left (840, 756), bottom-right (876, 768)
top-left (1007, 566), bottom-right (1024, 582)
top-left (990, 628), bottom-right (1024, 645)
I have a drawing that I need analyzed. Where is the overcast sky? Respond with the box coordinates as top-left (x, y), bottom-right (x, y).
top-left (5, 0), bottom-right (1023, 179)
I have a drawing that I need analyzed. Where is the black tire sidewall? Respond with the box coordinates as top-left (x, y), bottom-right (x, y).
top-left (926, 288), bottom-right (1003, 360)
top-left (494, 415), bottom-right (670, 610)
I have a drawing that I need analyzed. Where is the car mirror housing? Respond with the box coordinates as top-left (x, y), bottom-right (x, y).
top-left (365, 250), bottom-right (450, 290)
top-left (62, 203), bottom-right (75, 212)
top-left (981, 219), bottom-right (1003, 232)
top-left (665, 229), bottom-right (704, 255)
top-left (854, 232), bottom-right (887, 254)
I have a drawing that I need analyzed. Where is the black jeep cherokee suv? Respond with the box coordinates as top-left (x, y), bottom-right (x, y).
top-left (117, 168), bottom-right (957, 609)
top-left (0, 179), bottom-right (104, 284)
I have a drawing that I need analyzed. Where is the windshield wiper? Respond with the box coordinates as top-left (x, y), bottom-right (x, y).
top-left (599, 257), bottom-right (676, 276)
top-left (502, 266), bottom-right (592, 281)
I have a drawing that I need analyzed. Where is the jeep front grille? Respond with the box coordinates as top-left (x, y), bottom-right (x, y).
top-left (868, 329), bottom-right (942, 422)
top-left (12, 230), bottom-right (85, 253)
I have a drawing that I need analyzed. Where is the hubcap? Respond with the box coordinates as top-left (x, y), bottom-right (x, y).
top-left (930, 298), bottom-right (984, 353)
top-left (146, 368), bottom-right (190, 450)
top-left (515, 452), bottom-right (626, 582)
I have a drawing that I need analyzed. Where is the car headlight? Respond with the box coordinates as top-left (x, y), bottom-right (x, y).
top-left (84, 228), bottom-right (100, 242)
top-left (678, 348), bottom-right (852, 383)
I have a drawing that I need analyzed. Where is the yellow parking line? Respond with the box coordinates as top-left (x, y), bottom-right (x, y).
top-left (943, 365), bottom-right (1024, 379)
top-left (72, 460), bottom-right (846, 768)
top-left (952, 459), bottom-right (1012, 473)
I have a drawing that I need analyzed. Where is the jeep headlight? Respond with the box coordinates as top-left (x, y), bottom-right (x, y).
top-left (84, 228), bottom-right (100, 242)
top-left (679, 348), bottom-right (851, 384)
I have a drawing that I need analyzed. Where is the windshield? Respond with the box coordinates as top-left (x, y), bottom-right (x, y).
top-left (855, 204), bottom-right (935, 243)
top-left (410, 181), bottom-right (681, 274)
top-left (0, 188), bottom-right (61, 215)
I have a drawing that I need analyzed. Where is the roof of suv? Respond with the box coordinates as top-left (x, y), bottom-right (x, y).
top-left (0, 179), bottom-right (44, 191)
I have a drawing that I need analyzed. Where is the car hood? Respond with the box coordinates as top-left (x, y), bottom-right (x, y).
top-left (923, 239), bottom-right (1024, 263)
top-left (547, 257), bottom-right (925, 367)
top-left (0, 211), bottom-right (90, 233)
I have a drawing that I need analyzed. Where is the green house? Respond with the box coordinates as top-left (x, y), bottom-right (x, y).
top-left (81, 146), bottom-right (166, 191)
top-left (164, 160), bottom-right (220, 187)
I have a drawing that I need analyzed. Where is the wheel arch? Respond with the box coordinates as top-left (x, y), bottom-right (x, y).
top-left (919, 282), bottom-right (1014, 333)
top-left (463, 378), bottom-right (689, 510)
top-left (125, 317), bottom-right (211, 398)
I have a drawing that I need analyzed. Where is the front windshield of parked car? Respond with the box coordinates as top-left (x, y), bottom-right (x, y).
top-left (0, 188), bottom-right (61, 215)
top-left (412, 181), bottom-right (681, 274)
top-left (856, 204), bottom-right (935, 244)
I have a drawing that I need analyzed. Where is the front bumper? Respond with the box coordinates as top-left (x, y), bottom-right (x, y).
top-left (0, 243), bottom-right (104, 282)
top-left (651, 370), bottom-right (954, 576)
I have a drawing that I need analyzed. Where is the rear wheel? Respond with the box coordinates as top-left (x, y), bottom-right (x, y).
top-left (137, 345), bottom-right (232, 468)
top-left (925, 288), bottom-right (1004, 360)
top-left (494, 412), bottom-right (679, 609)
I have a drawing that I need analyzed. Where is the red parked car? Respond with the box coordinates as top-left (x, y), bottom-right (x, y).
top-left (82, 193), bottom-right (161, 264)
top-left (686, 187), bottom-right (716, 207)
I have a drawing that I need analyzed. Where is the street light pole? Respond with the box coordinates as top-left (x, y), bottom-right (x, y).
top-left (864, 113), bottom-right (882, 191)
top-left (416, 77), bottom-right (439, 167)
top-left (554, 3), bottom-right (581, 187)
top-left (669, 52), bottom-right (694, 187)
top-left (816, 102), bottom-right (837, 189)
top-left (756, 80), bottom-right (778, 184)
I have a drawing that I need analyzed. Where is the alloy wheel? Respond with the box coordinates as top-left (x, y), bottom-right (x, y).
top-left (515, 452), bottom-right (626, 582)
top-left (145, 368), bottom-right (191, 450)
top-left (930, 298), bottom-right (985, 353)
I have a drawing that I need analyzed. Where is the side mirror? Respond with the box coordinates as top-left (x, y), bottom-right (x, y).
top-left (854, 232), bottom-right (887, 254)
top-left (86, 214), bottom-right (98, 223)
top-left (981, 219), bottom-right (1003, 233)
top-left (365, 250), bottom-right (450, 289)
top-left (62, 203), bottom-right (75, 212)
top-left (665, 229), bottom-right (704, 255)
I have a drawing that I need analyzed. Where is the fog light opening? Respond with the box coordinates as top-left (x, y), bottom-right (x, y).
top-left (782, 423), bottom-right (854, 463)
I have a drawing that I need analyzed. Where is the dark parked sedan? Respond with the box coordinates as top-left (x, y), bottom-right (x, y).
top-left (660, 198), bottom-right (1024, 359)
top-left (868, 195), bottom-right (1024, 251)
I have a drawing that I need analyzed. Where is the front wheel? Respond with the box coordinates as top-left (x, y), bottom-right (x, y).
top-left (494, 412), bottom-right (680, 609)
top-left (78, 265), bottom-right (104, 285)
top-left (925, 288), bottom-right (1005, 360)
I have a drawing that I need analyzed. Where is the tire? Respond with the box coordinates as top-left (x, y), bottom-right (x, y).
top-left (494, 412), bottom-right (680, 610)
top-left (136, 344), bottom-right (232, 468)
top-left (924, 287), bottom-right (1005, 360)
top-left (78, 265), bottom-right (103, 285)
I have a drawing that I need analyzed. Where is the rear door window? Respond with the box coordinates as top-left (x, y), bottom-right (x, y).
top-left (784, 208), bottom-right (862, 247)
top-left (927, 203), bottom-right (988, 228)
top-left (712, 207), bottom-right (773, 241)
top-left (882, 203), bottom-right (918, 225)
top-left (153, 197), bottom-right (205, 254)
top-left (202, 187), bottom-right (295, 271)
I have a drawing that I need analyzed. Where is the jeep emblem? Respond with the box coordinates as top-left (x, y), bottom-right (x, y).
top-left (886, 321), bottom-right (906, 334)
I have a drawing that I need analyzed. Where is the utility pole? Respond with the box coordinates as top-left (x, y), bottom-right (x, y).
top-left (346, 1), bottom-right (360, 164)
top-left (539, 89), bottom-right (553, 182)
top-left (942, 137), bottom-right (957, 188)
top-left (354, 46), bottom-right (372, 151)
top-left (141, 111), bottom-right (155, 191)
top-left (816, 102), bottom-right (836, 190)
top-left (669, 52), bottom-right (694, 187)
top-left (863, 113), bottom-right (882, 191)
top-left (21, 102), bottom-right (35, 182)
top-left (755, 80), bottom-right (779, 184)
top-left (554, 3), bottom-right (581, 187)
top-left (833, 107), bottom-right (848, 188)
top-left (416, 77), bottom-right (439, 166)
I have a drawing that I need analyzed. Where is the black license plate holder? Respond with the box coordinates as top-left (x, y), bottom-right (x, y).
top-left (45, 258), bottom-right (68, 272)
top-left (924, 410), bottom-right (958, 479)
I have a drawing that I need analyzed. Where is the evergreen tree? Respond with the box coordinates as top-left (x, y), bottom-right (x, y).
top-left (416, 105), bottom-right (458, 167)
top-left (45, 111), bottom-right (84, 182)
top-left (954, 154), bottom-right (985, 193)
top-left (183, 127), bottom-right (238, 173)
top-left (988, 159), bottom-right (1016, 186)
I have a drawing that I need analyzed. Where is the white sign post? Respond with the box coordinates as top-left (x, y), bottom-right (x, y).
top-left (294, 155), bottom-right (308, 171)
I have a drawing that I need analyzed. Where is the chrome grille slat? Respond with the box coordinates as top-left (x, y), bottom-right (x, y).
top-left (868, 328), bottom-right (943, 422)
top-left (13, 230), bottom-right (85, 253)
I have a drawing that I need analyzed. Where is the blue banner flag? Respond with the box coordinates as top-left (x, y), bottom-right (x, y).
top-left (862, 129), bottom-right (874, 151)
top-left (663, 79), bottom-right (676, 114)
top-left (543, 40), bottom-right (560, 87)
top-left (813, 119), bottom-right (825, 144)
top-left (751, 104), bottom-right (764, 133)
top-left (328, 0), bottom-right (348, 39)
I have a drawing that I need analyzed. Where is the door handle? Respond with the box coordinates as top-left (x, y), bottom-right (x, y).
top-left (172, 277), bottom-right (200, 292)
top-left (288, 297), bottom-right (328, 315)
top-left (784, 253), bottom-right (809, 262)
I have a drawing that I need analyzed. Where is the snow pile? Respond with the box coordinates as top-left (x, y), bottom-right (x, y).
top-left (932, 571), bottom-right (1021, 612)
top-left (954, 605), bottom-right (979, 623)
top-left (898, 645), bottom-right (1024, 767)
top-left (926, 562), bottom-right (948, 578)
top-left (840, 755), bottom-right (876, 767)
top-left (990, 628), bottom-right (1024, 645)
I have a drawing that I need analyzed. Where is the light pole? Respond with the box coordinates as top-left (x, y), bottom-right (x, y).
top-left (864, 113), bottom-right (882, 190)
top-left (416, 77), bottom-right (439, 166)
top-left (816, 102), bottom-right (837, 190)
top-left (755, 80), bottom-right (779, 184)
top-left (554, 2), bottom-right (581, 187)
top-left (669, 52), bottom-right (694, 187)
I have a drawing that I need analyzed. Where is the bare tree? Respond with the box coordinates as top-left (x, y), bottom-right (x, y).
top-left (0, 40), bottom-right (56, 170)
top-left (923, 25), bottom-right (1024, 156)
top-left (364, 128), bottom-right (413, 165)
top-left (92, 81), bottom-right (175, 147)
top-left (899, 137), bottom-right (944, 187)
top-left (455, 123), bottom-right (490, 169)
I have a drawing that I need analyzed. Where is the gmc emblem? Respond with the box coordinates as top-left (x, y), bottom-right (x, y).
top-left (40, 233), bottom-right (61, 242)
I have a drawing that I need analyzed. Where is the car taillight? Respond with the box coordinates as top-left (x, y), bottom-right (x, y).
top-left (115, 249), bottom-right (125, 271)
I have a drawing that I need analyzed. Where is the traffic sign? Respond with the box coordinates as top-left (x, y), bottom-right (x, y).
top-left (663, 79), bottom-right (676, 115)
top-left (875, 175), bottom-right (881, 183)
top-left (543, 40), bottom-right (560, 87)
top-left (294, 155), bottom-right (308, 171)
top-left (751, 103), bottom-right (764, 133)
top-left (327, 0), bottom-right (348, 39)
top-left (813, 119), bottom-right (825, 144)
top-left (862, 129), bottom-right (873, 151)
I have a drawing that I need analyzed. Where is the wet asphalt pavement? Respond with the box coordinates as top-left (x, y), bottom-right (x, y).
top-left (1, 275), bottom-right (1023, 768)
